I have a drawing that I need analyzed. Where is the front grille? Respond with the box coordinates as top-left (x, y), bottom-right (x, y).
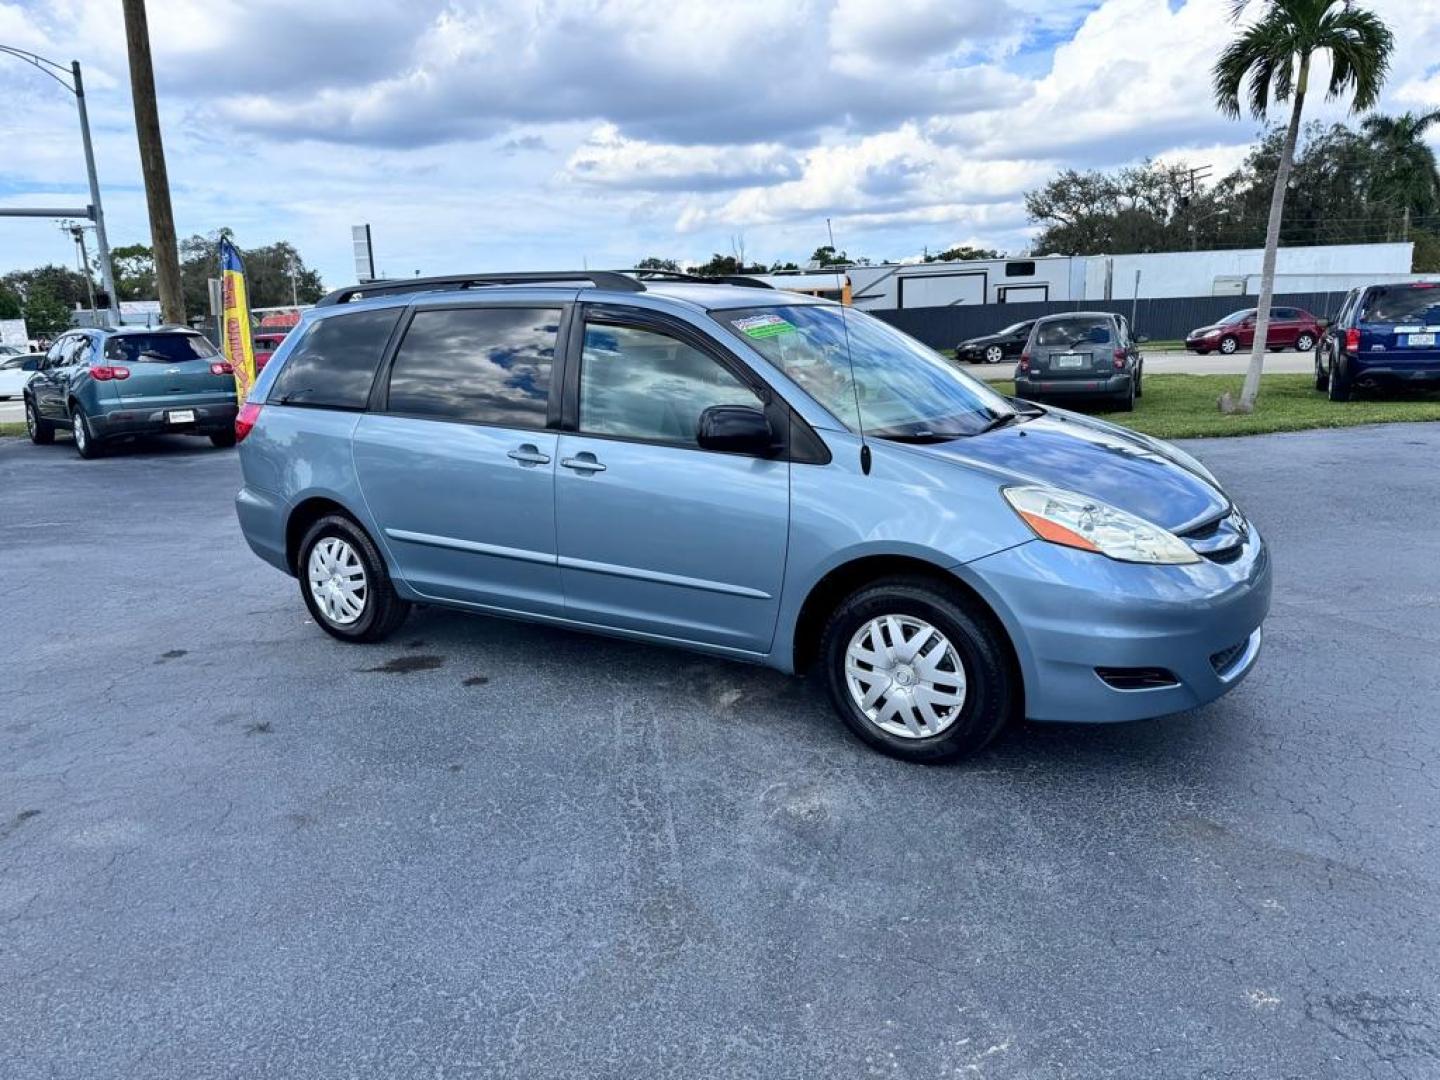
top-left (1096, 666), bottom-right (1180, 691)
top-left (1179, 508), bottom-right (1248, 563)
top-left (1210, 640), bottom-right (1248, 675)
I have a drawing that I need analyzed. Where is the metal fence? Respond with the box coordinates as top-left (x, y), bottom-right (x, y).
top-left (871, 291), bottom-right (1353, 349)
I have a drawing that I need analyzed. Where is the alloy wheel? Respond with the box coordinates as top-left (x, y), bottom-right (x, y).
top-left (72, 411), bottom-right (87, 452)
top-left (844, 614), bottom-right (968, 739)
top-left (985, 345), bottom-right (1004, 364)
top-left (307, 536), bottom-right (368, 626)
top-left (25, 400), bottom-right (36, 437)
top-left (1297, 333), bottom-right (1315, 351)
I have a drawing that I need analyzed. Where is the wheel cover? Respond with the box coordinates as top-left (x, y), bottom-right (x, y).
top-left (985, 345), bottom-right (1003, 363)
top-left (25, 401), bottom-right (35, 436)
top-left (1298, 334), bottom-right (1313, 350)
top-left (845, 615), bottom-right (967, 739)
top-left (307, 537), bottom-right (368, 625)
top-left (73, 412), bottom-right (86, 450)
top-left (1221, 338), bottom-right (1237, 353)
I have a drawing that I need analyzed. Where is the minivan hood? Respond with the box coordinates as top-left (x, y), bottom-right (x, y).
top-left (890, 409), bottom-right (1229, 532)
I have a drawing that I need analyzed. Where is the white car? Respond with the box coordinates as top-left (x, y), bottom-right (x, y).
top-left (0, 351), bottom-right (39, 400)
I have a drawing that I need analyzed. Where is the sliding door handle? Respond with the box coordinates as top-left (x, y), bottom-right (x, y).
top-left (561, 453), bottom-right (606, 473)
top-left (507, 444), bottom-right (551, 466)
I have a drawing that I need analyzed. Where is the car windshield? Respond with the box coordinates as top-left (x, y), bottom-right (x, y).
top-left (1034, 317), bottom-right (1112, 347)
top-left (718, 304), bottom-right (1015, 440)
top-left (1359, 286), bottom-right (1440, 324)
top-left (1220, 309), bottom-right (1254, 324)
top-left (105, 333), bottom-right (218, 363)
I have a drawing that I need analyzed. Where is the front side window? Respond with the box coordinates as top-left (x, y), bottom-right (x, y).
top-left (719, 304), bottom-right (1014, 440)
top-left (105, 333), bottom-right (217, 363)
top-left (579, 322), bottom-right (761, 446)
top-left (387, 306), bottom-right (558, 427)
top-left (271, 307), bottom-right (403, 410)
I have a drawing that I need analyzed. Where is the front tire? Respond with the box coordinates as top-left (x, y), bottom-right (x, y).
top-left (297, 514), bottom-right (410, 643)
top-left (1218, 335), bottom-right (1239, 355)
top-left (25, 397), bottom-right (55, 445)
top-left (984, 345), bottom-right (1004, 364)
top-left (70, 403), bottom-right (102, 459)
top-left (818, 577), bottom-right (1015, 763)
top-left (1296, 332), bottom-right (1315, 352)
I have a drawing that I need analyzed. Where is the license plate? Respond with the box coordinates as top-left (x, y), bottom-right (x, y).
top-left (1406, 333), bottom-right (1435, 347)
top-left (1053, 353), bottom-right (1085, 369)
top-left (167, 409), bottom-right (196, 424)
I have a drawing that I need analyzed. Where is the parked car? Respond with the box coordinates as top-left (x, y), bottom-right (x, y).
top-left (0, 351), bottom-right (40, 400)
top-left (234, 271), bottom-right (1269, 763)
top-left (955, 320), bottom-right (1034, 365)
top-left (1185, 307), bottom-right (1320, 355)
top-left (253, 332), bottom-right (288, 371)
top-left (23, 326), bottom-right (239, 458)
top-left (1316, 281), bottom-right (1440, 401)
top-left (1013, 312), bottom-right (1144, 411)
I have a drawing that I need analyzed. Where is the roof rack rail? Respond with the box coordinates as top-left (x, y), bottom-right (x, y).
top-left (315, 270), bottom-right (645, 307)
top-left (625, 268), bottom-right (775, 290)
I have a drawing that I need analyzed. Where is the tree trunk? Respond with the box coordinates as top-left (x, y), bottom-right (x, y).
top-left (121, 0), bottom-right (185, 326)
top-left (1239, 55), bottom-right (1308, 411)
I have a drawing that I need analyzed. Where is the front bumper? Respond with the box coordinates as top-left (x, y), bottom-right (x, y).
top-left (1186, 336), bottom-right (1219, 352)
top-left (89, 401), bottom-right (238, 438)
top-left (963, 524), bottom-right (1272, 724)
top-left (1014, 372), bottom-right (1131, 397)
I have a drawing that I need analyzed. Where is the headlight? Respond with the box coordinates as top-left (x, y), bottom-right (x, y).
top-left (1204, 328), bottom-right (1221, 338)
top-left (1002, 485), bottom-right (1200, 565)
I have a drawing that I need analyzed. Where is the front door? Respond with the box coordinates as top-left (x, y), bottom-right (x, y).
top-left (353, 303), bottom-right (567, 615)
top-left (554, 309), bottom-right (790, 654)
top-left (33, 334), bottom-right (83, 419)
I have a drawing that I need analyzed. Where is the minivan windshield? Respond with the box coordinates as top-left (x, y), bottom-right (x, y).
top-left (719, 304), bottom-right (1016, 439)
top-left (1360, 285), bottom-right (1440, 324)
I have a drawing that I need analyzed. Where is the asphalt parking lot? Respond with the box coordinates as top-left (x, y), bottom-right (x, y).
top-left (3, 425), bottom-right (1438, 1079)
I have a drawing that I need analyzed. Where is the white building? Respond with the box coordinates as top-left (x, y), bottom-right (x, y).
top-left (757, 242), bottom-right (1417, 311)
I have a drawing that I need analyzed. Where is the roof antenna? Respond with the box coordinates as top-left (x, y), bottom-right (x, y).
top-left (838, 305), bottom-right (870, 475)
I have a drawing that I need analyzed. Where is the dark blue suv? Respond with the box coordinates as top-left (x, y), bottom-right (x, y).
top-left (1317, 282), bottom-right (1440, 401)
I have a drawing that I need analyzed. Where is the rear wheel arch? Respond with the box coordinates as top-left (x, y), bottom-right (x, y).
top-left (791, 555), bottom-right (1022, 699)
top-left (286, 496), bottom-right (363, 574)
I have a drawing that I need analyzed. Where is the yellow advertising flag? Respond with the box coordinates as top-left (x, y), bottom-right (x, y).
top-left (219, 237), bottom-right (257, 402)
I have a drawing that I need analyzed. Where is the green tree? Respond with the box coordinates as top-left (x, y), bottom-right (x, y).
top-left (1026, 161), bottom-right (1203, 255)
top-left (809, 245), bottom-right (850, 267)
top-left (0, 286), bottom-right (22, 321)
top-left (1213, 0), bottom-right (1393, 411)
top-left (924, 245), bottom-right (1002, 262)
top-left (109, 243), bottom-right (156, 300)
top-left (176, 230), bottom-right (325, 314)
top-left (691, 253), bottom-right (768, 277)
top-left (22, 286), bottom-right (73, 337)
top-left (1, 264), bottom-right (90, 310)
top-left (1361, 110), bottom-right (1440, 233)
top-left (635, 256), bottom-right (680, 271)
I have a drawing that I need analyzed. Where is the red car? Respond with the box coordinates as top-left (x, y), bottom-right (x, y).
top-left (1185, 306), bottom-right (1321, 355)
top-left (253, 332), bottom-right (288, 371)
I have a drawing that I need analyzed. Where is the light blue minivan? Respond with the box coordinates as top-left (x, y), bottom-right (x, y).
top-left (235, 271), bottom-right (1270, 762)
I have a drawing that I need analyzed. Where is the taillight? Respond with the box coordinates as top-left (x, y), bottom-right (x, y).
top-left (235, 402), bottom-right (262, 443)
top-left (1019, 352), bottom-right (1031, 372)
top-left (1113, 349), bottom-right (1126, 369)
top-left (1344, 328), bottom-right (1360, 353)
top-left (210, 361), bottom-right (234, 376)
top-left (89, 365), bottom-right (130, 380)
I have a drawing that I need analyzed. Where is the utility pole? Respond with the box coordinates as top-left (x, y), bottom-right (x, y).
top-left (1185, 165), bottom-right (1212, 251)
top-left (121, 0), bottom-right (185, 326)
top-left (65, 223), bottom-right (98, 318)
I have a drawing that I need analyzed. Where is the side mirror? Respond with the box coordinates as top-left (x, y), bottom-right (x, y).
top-left (696, 404), bottom-right (776, 455)
top-left (20, 357), bottom-right (40, 371)
top-left (1135, 333), bottom-right (1150, 344)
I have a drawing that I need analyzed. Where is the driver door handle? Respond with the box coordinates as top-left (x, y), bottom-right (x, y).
top-left (561, 453), bottom-right (606, 473)
top-left (507, 444), bottom-right (551, 466)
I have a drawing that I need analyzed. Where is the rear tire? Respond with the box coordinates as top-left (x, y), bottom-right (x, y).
top-left (297, 514), bottom-right (410, 643)
top-left (25, 397), bottom-right (55, 445)
top-left (70, 403), bottom-right (102, 459)
top-left (818, 577), bottom-right (1015, 763)
top-left (1327, 359), bottom-right (1352, 402)
top-left (1315, 353), bottom-right (1329, 391)
top-left (1113, 378), bottom-right (1136, 412)
top-left (209, 430), bottom-right (237, 448)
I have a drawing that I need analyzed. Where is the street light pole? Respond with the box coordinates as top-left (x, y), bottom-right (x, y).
top-left (0, 47), bottom-right (118, 321)
top-left (71, 61), bottom-right (118, 313)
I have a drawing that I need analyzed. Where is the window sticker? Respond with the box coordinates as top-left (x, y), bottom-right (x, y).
top-left (733, 313), bottom-right (796, 339)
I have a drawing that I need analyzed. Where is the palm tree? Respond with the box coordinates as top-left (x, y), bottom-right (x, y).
top-left (1361, 110), bottom-right (1440, 235)
top-left (1213, 0), bottom-right (1393, 412)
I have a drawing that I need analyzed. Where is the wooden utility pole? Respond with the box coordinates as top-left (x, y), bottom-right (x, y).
top-left (121, 0), bottom-right (185, 325)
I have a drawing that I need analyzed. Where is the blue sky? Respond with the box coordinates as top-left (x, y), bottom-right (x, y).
top-left (1, 0), bottom-right (1437, 291)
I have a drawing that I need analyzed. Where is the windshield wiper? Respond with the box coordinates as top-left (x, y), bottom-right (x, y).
top-left (974, 412), bottom-right (1019, 435)
top-left (880, 430), bottom-right (960, 444)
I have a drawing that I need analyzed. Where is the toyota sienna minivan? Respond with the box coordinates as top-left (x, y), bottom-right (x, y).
top-left (234, 271), bottom-right (1270, 762)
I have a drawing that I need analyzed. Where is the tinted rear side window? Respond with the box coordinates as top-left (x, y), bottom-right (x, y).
top-left (271, 307), bottom-right (402, 409)
top-left (106, 333), bottom-right (217, 363)
top-left (385, 306), bottom-right (559, 428)
top-left (1035, 317), bottom-right (1112, 346)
